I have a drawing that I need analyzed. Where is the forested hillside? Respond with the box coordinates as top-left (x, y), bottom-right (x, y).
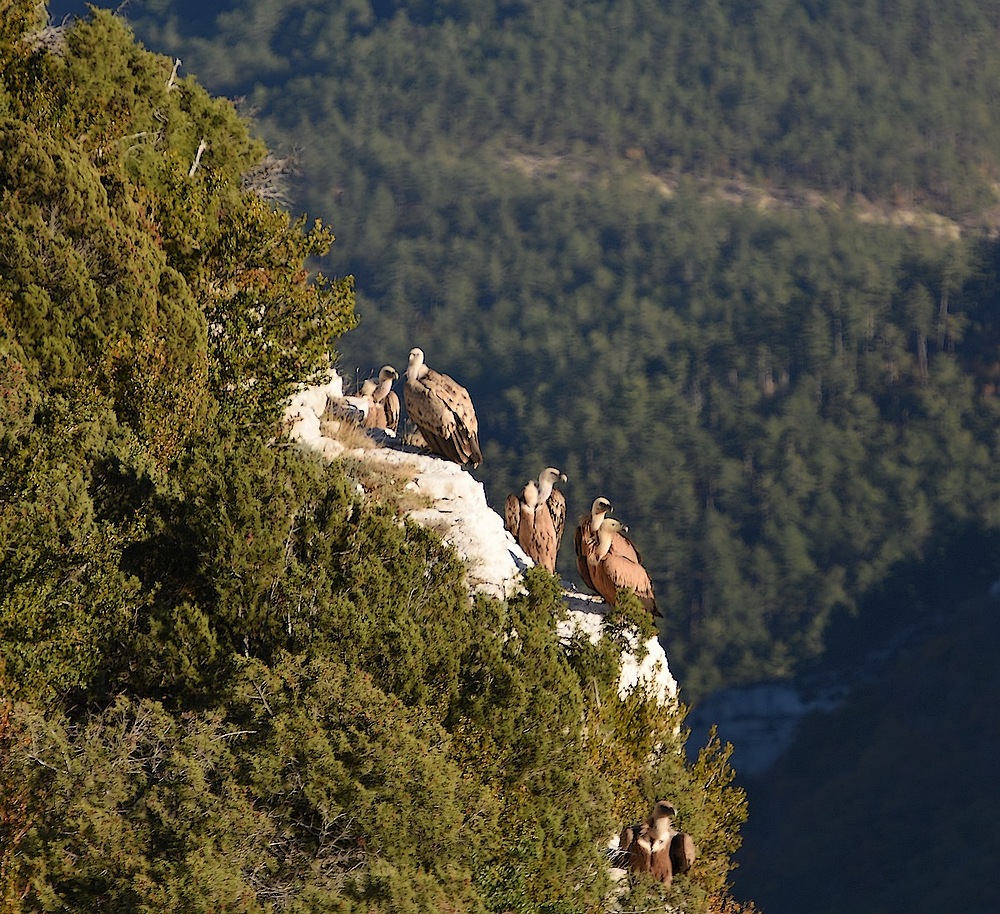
top-left (108, 0), bottom-right (1000, 219)
top-left (1, 6), bottom-right (751, 912)
top-left (735, 592), bottom-right (1000, 914)
top-left (72, 0), bottom-right (1000, 700)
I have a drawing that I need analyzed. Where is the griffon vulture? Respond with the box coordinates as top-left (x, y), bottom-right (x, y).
top-left (507, 478), bottom-right (539, 557)
top-left (574, 497), bottom-right (643, 593)
top-left (504, 467), bottom-right (568, 573)
top-left (363, 365), bottom-right (400, 432)
top-left (403, 347), bottom-right (483, 467)
top-left (574, 496), bottom-right (612, 591)
top-left (618, 800), bottom-right (680, 885)
top-left (587, 517), bottom-right (660, 615)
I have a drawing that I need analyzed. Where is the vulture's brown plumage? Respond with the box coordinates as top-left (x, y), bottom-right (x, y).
top-left (574, 497), bottom-right (644, 593)
top-left (587, 517), bottom-right (660, 615)
top-left (574, 496), bottom-right (612, 591)
top-left (619, 800), bottom-right (681, 885)
top-left (363, 365), bottom-right (400, 432)
top-left (505, 467), bottom-right (567, 573)
top-left (403, 347), bottom-right (483, 467)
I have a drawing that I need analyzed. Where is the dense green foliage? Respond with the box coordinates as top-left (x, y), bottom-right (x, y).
top-left (89, 0), bottom-right (1000, 699)
top-left (1, 7), bottom-right (749, 912)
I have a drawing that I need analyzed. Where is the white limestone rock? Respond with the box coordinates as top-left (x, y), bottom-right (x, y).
top-left (560, 591), bottom-right (678, 705)
top-left (282, 369), bottom-right (678, 704)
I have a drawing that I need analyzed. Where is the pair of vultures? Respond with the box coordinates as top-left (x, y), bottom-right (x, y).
top-left (510, 482), bottom-right (661, 617)
top-left (357, 347), bottom-right (659, 614)
top-left (358, 347), bottom-right (483, 466)
top-left (357, 352), bottom-right (691, 883)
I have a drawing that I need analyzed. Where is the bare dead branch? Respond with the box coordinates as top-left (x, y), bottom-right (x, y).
top-left (188, 139), bottom-right (208, 177)
top-left (242, 152), bottom-right (300, 205)
top-left (167, 58), bottom-right (182, 91)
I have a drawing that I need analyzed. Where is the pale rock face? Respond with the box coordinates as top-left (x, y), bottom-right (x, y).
top-left (348, 444), bottom-right (532, 601)
top-left (282, 370), bottom-right (677, 705)
top-left (283, 373), bottom-right (345, 440)
top-left (285, 406), bottom-right (322, 444)
top-left (559, 592), bottom-right (678, 705)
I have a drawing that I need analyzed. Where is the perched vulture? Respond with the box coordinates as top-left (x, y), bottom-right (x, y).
top-left (403, 347), bottom-right (483, 467)
top-left (587, 517), bottom-right (660, 615)
top-left (619, 800), bottom-right (690, 886)
top-left (574, 496), bottom-right (612, 591)
top-left (328, 378), bottom-right (377, 427)
top-left (507, 478), bottom-right (539, 558)
top-left (574, 497), bottom-right (643, 593)
top-left (329, 384), bottom-right (372, 424)
top-left (505, 467), bottom-right (568, 574)
top-left (363, 365), bottom-right (400, 432)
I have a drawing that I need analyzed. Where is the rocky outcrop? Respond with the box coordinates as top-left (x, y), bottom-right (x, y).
top-left (283, 371), bottom-right (678, 706)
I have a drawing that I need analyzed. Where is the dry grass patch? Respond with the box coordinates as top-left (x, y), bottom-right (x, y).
top-left (338, 452), bottom-right (432, 516)
top-left (319, 414), bottom-right (376, 450)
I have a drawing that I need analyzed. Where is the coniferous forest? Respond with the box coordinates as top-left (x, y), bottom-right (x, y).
top-left (98, 0), bottom-right (1000, 698)
top-left (8, 1), bottom-right (1000, 912)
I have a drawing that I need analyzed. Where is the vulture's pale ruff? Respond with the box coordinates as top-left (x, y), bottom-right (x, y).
top-left (574, 497), bottom-right (643, 593)
top-left (587, 517), bottom-right (660, 616)
top-left (505, 467), bottom-right (567, 574)
top-left (363, 365), bottom-right (400, 432)
top-left (404, 347), bottom-right (483, 467)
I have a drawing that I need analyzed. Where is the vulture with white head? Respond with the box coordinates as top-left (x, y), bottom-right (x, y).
top-left (574, 497), bottom-right (643, 593)
top-left (505, 467), bottom-right (568, 574)
top-left (404, 347), bottom-right (483, 467)
top-left (587, 517), bottom-right (660, 615)
top-left (619, 800), bottom-right (687, 886)
top-left (363, 365), bottom-right (400, 432)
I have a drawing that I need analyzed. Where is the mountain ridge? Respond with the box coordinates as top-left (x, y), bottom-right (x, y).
top-left (499, 150), bottom-right (972, 240)
top-left (282, 365), bottom-right (680, 709)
